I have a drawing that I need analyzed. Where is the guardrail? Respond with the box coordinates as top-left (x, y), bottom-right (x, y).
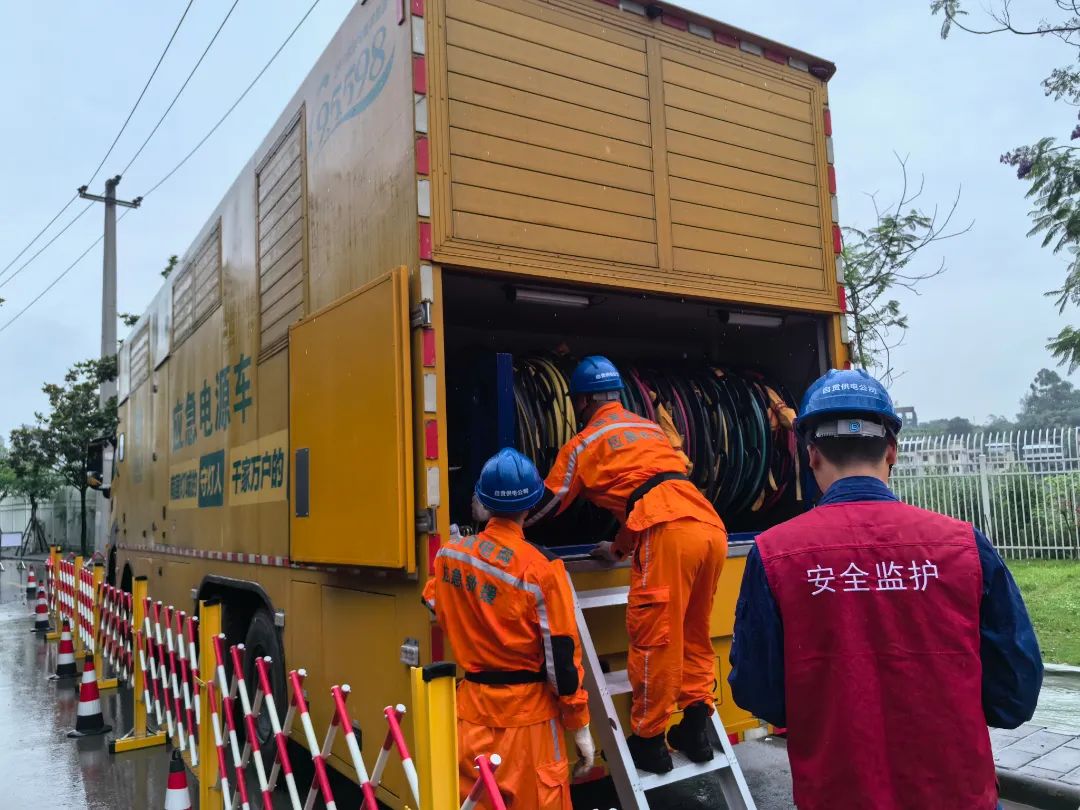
top-left (34, 545), bottom-right (504, 809)
top-left (895, 427), bottom-right (1080, 558)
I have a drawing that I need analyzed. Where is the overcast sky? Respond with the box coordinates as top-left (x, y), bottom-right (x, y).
top-left (0, 0), bottom-right (1074, 436)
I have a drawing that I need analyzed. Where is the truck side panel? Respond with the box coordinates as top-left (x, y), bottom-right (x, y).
top-left (115, 0), bottom-right (418, 558)
top-left (427, 0), bottom-right (839, 312)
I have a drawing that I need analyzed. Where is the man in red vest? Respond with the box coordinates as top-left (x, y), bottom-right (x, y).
top-left (729, 369), bottom-right (1042, 810)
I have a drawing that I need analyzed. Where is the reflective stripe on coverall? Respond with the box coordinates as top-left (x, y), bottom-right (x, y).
top-left (423, 518), bottom-right (589, 810)
top-left (530, 401), bottom-right (728, 737)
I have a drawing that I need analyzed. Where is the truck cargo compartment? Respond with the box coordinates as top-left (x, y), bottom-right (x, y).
top-left (430, 0), bottom-right (838, 310)
top-left (443, 270), bottom-right (827, 542)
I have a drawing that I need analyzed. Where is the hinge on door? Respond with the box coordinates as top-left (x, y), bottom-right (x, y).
top-left (410, 300), bottom-right (432, 329)
top-left (416, 507), bottom-right (436, 534)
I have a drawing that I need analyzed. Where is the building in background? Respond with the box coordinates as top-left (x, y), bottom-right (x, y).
top-left (896, 405), bottom-right (918, 429)
top-left (0, 489), bottom-right (96, 552)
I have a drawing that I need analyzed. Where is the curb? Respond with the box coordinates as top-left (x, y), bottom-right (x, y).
top-left (998, 767), bottom-right (1080, 810)
top-left (1045, 663), bottom-right (1080, 676)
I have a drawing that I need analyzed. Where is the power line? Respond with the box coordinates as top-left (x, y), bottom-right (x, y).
top-left (142, 0), bottom-right (325, 199)
top-left (0, 0), bottom-right (197, 290)
top-left (0, 195), bottom-right (78, 280)
top-left (84, 0), bottom-right (199, 188)
top-left (120, 0), bottom-right (242, 178)
top-left (0, 0), bottom-right (326, 336)
top-left (0, 209), bottom-right (133, 335)
top-left (0, 203), bottom-right (95, 290)
top-left (0, 236), bottom-right (101, 334)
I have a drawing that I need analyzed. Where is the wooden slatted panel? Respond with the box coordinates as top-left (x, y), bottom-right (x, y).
top-left (449, 109), bottom-right (653, 174)
top-left (674, 247), bottom-right (823, 288)
top-left (452, 156), bottom-right (654, 217)
top-left (129, 325), bottom-right (151, 390)
top-left (257, 118), bottom-right (305, 354)
top-left (446, 46), bottom-right (650, 122)
top-left (171, 266), bottom-right (194, 347)
top-left (193, 223), bottom-right (221, 325)
top-left (662, 49), bottom-right (825, 292)
top-left (446, 0), bottom-right (657, 265)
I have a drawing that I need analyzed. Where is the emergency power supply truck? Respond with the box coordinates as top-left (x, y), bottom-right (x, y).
top-left (104, 0), bottom-right (844, 804)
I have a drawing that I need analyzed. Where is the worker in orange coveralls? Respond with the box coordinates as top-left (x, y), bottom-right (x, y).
top-left (527, 356), bottom-right (728, 774)
top-left (424, 448), bottom-right (594, 809)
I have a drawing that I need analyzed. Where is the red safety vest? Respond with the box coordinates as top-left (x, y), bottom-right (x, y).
top-left (757, 499), bottom-right (996, 810)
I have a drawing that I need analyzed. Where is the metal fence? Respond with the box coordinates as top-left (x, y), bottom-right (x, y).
top-left (893, 428), bottom-right (1080, 559)
top-left (0, 489), bottom-right (96, 553)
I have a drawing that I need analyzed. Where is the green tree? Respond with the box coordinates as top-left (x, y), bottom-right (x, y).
top-left (985, 414), bottom-right (1017, 431)
top-left (1017, 367), bottom-right (1080, 427)
top-left (1029, 473), bottom-right (1080, 547)
top-left (908, 416), bottom-right (978, 435)
top-left (842, 156), bottom-right (969, 381)
top-left (162, 254), bottom-right (178, 279)
top-left (931, 2), bottom-right (1080, 370)
top-left (119, 313), bottom-right (140, 328)
top-left (38, 357), bottom-right (118, 556)
top-left (0, 443), bottom-right (16, 501)
top-left (7, 425), bottom-right (60, 551)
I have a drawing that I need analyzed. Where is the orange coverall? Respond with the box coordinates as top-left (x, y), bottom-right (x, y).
top-left (529, 401), bottom-right (728, 738)
top-left (423, 518), bottom-right (590, 810)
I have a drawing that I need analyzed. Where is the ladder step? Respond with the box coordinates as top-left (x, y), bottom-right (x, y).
top-left (637, 750), bottom-right (733, 792)
top-left (603, 669), bottom-right (632, 696)
top-left (577, 586), bottom-right (629, 610)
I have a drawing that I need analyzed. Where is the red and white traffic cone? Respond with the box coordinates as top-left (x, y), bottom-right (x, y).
top-left (33, 587), bottom-right (51, 633)
top-left (51, 619), bottom-right (78, 680)
top-left (164, 750), bottom-right (192, 810)
top-left (25, 567), bottom-right (37, 601)
top-left (68, 656), bottom-right (112, 737)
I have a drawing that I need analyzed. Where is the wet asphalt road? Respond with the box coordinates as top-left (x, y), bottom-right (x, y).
top-left (0, 559), bottom-right (1041, 809)
top-left (0, 559), bottom-right (171, 808)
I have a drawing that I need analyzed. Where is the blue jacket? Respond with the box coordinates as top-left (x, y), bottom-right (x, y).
top-left (728, 476), bottom-right (1043, 729)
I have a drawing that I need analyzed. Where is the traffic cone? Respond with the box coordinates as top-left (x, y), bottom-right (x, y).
top-left (164, 750), bottom-right (191, 810)
top-left (33, 587), bottom-right (51, 633)
top-left (50, 619), bottom-right (78, 680)
top-left (68, 656), bottom-right (112, 737)
top-left (25, 567), bottom-right (36, 601)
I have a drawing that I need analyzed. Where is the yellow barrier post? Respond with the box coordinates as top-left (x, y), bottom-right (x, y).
top-left (94, 563), bottom-right (117, 690)
top-left (196, 599), bottom-right (221, 810)
top-left (411, 662), bottom-right (459, 810)
top-left (71, 555), bottom-right (84, 655)
top-left (109, 576), bottom-right (167, 754)
top-left (45, 546), bottom-right (62, 641)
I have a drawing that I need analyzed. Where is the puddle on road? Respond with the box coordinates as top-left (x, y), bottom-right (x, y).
top-left (0, 562), bottom-right (170, 809)
top-left (1034, 670), bottom-right (1080, 733)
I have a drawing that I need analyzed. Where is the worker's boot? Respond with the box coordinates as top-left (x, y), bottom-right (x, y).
top-left (667, 702), bottom-right (714, 763)
top-left (627, 733), bottom-right (673, 774)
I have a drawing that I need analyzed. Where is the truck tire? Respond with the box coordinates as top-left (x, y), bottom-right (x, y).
top-left (243, 609), bottom-right (287, 778)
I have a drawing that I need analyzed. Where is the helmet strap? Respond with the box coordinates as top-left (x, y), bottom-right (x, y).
top-left (812, 418), bottom-right (888, 439)
top-left (590, 390), bottom-right (621, 403)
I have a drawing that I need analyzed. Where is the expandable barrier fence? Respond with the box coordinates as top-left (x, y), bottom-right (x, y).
top-left (31, 546), bottom-right (507, 809)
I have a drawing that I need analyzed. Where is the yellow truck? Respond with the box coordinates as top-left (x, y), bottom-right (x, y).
top-left (108, 0), bottom-right (843, 803)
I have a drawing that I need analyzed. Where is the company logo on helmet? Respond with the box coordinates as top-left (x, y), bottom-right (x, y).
top-left (848, 421), bottom-right (862, 433)
top-left (494, 488), bottom-right (529, 497)
top-left (821, 383), bottom-right (878, 395)
top-left (594, 371), bottom-right (620, 379)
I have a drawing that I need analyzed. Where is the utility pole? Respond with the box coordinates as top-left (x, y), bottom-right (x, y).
top-left (78, 176), bottom-right (141, 406)
top-left (78, 176), bottom-right (141, 554)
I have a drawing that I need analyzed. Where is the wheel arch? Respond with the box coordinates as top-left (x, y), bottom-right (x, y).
top-left (197, 575), bottom-right (281, 651)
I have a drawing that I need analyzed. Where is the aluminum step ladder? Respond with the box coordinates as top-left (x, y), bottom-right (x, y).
top-left (572, 584), bottom-right (757, 810)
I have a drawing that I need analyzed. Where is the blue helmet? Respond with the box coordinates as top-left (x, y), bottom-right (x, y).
top-left (475, 447), bottom-right (545, 513)
top-left (569, 355), bottom-right (624, 395)
top-left (796, 369), bottom-right (903, 437)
